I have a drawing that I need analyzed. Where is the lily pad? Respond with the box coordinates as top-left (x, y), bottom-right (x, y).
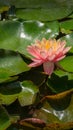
top-left (16, 7), bottom-right (73, 21)
top-left (59, 56), bottom-right (73, 72)
top-left (18, 80), bottom-right (39, 106)
top-left (2, 0), bottom-right (72, 8)
top-left (10, 0), bottom-right (73, 21)
top-left (60, 33), bottom-right (73, 53)
top-left (0, 80), bottom-right (39, 106)
top-left (19, 67), bottom-right (46, 86)
top-left (33, 89), bottom-right (73, 130)
top-left (54, 69), bottom-right (73, 80)
top-left (0, 50), bottom-right (29, 83)
top-left (0, 20), bottom-right (59, 57)
top-left (0, 106), bottom-right (11, 130)
top-left (60, 19), bottom-right (73, 30)
top-left (47, 73), bottom-right (69, 94)
top-left (60, 19), bottom-right (73, 34)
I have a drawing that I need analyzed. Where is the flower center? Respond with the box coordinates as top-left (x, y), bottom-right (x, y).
top-left (36, 38), bottom-right (58, 51)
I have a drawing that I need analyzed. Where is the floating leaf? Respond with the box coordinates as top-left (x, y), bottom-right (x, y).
top-left (59, 19), bottom-right (73, 34)
top-left (18, 80), bottom-right (39, 106)
top-left (0, 75), bottom-right (18, 84)
top-left (60, 33), bottom-right (73, 53)
top-left (2, 0), bottom-right (72, 8)
top-left (0, 106), bottom-right (11, 130)
top-left (47, 73), bottom-right (69, 94)
top-left (19, 67), bottom-right (46, 86)
top-left (0, 50), bottom-right (29, 83)
top-left (1, 0), bottom-right (73, 21)
top-left (16, 7), bottom-right (73, 21)
top-left (59, 56), bottom-right (73, 72)
top-left (54, 69), bottom-right (73, 80)
top-left (68, 13), bottom-right (73, 18)
top-left (15, 0), bottom-right (73, 21)
top-left (0, 81), bottom-right (39, 106)
top-left (0, 20), bottom-right (59, 57)
top-left (60, 19), bottom-right (73, 30)
top-left (33, 89), bottom-right (73, 130)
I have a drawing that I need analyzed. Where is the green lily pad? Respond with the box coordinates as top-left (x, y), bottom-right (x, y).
top-left (0, 81), bottom-right (39, 106)
top-left (68, 13), bottom-right (73, 18)
top-left (0, 20), bottom-right (59, 57)
top-left (60, 33), bottom-right (73, 53)
top-left (60, 19), bottom-right (73, 34)
top-left (60, 19), bottom-right (73, 30)
top-left (8, 0), bottom-right (73, 21)
top-left (18, 80), bottom-right (39, 106)
top-left (59, 56), bottom-right (73, 72)
top-left (46, 70), bottom-right (73, 94)
top-left (2, 0), bottom-right (72, 8)
top-left (0, 50), bottom-right (29, 82)
top-left (54, 69), bottom-right (73, 80)
top-left (16, 7), bottom-right (72, 21)
top-left (0, 106), bottom-right (11, 130)
top-left (1, 0), bottom-right (73, 21)
top-left (0, 75), bottom-right (18, 84)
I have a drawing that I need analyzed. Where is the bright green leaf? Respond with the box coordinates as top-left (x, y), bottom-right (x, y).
top-left (0, 20), bottom-right (59, 57)
top-left (0, 50), bottom-right (29, 82)
top-left (10, 0), bottom-right (73, 21)
top-left (60, 19), bottom-right (73, 34)
top-left (60, 19), bottom-right (73, 30)
top-left (16, 7), bottom-right (73, 21)
top-left (60, 33), bottom-right (73, 53)
top-left (59, 56), bottom-right (73, 72)
top-left (54, 69), bottom-right (73, 80)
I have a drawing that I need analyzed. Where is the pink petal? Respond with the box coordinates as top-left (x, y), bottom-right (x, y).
top-left (43, 62), bottom-right (54, 75)
top-left (31, 58), bottom-right (43, 62)
top-left (54, 55), bottom-right (66, 61)
top-left (63, 46), bottom-right (72, 54)
top-left (56, 45), bottom-right (66, 55)
top-left (27, 46), bottom-right (41, 59)
top-left (28, 60), bottom-right (43, 67)
top-left (48, 54), bottom-right (55, 61)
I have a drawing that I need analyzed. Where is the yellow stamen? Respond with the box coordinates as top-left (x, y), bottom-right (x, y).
top-left (36, 38), bottom-right (59, 51)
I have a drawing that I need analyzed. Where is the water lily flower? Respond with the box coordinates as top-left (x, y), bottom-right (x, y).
top-left (27, 38), bottom-right (71, 75)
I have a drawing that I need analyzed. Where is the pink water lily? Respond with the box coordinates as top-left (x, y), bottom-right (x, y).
top-left (27, 38), bottom-right (71, 75)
